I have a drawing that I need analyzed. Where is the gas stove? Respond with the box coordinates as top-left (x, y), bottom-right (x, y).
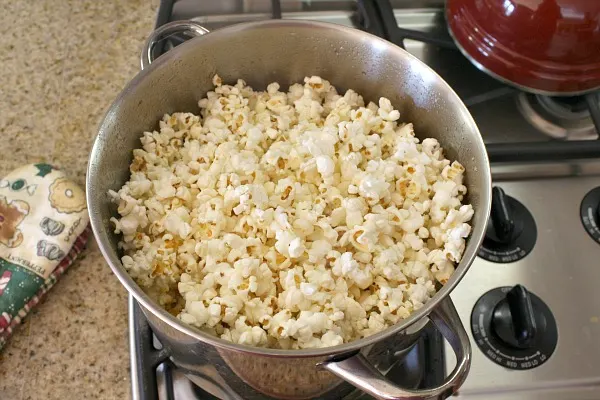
top-left (129, 1), bottom-right (600, 399)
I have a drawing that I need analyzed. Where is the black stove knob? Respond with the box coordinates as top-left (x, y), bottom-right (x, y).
top-left (471, 286), bottom-right (557, 370)
top-left (580, 187), bottom-right (600, 244)
top-left (491, 285), bottom-right (536, 349)
top-left (478, 187), bottom-right (537, 263)
top-left (488, 187), bottom-right (518, 244)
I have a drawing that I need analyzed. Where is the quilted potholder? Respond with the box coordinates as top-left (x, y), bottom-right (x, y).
top-left (0, 163), bottom-right (90, 350)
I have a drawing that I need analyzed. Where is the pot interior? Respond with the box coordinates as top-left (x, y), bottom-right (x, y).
top-left (87, 20), bottom-right (490, 355)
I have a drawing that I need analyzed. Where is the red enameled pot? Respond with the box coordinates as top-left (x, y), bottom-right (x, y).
top-left (446, 0), bottom-right (600, 96)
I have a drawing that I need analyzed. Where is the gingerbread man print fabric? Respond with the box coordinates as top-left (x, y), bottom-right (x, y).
top-left (0, 164), bottom-right (90, 349)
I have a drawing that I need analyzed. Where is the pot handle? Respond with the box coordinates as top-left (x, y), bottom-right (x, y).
top-left (322, 297), bottom-right (471, 400)
top-left (140, 20), bottom-right (210, 70)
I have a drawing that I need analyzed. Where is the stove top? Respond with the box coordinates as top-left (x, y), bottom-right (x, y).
top-left (129, 1), bottom-right (600, 399)
top-left (445, 162), bottom-right (600, 399)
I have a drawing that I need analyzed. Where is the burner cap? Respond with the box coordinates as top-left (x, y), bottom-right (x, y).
top-left (516, 93), bottom-right (598, 140)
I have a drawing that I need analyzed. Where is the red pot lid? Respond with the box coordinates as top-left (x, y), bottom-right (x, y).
top-left (447, 0), bottom-right (600, 95)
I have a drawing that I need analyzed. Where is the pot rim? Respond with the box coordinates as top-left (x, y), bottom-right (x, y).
top-left (87, 19), bottom-right (491, 358)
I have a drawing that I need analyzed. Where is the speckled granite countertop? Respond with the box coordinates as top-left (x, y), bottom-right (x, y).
top-left (0, 1), bottom-right (156, 399)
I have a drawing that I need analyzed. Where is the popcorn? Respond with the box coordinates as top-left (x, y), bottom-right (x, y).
top-left (308, 239), bottom-right (332, 264)
top-left (377, 98), bottom-right (401, 122)
top-left (321, 331), bottom-right (344, 347)
top-left (315, 155), bottom-right (335, 179)
top-left (111, 75), bottom-right (473, 350)
top-left (288, 237), bottom-right (306, 259)
top-left (358, 174), bottom-right (390, 203)
top-left (163, 207), bottom-right (192, 238)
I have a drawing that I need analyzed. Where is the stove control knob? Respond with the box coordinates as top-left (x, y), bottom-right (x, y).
top-left (471, 286), bottom-right (557, 370)
top-left (488, 187), bottom-right (518, 244)
top-left (491, 285), bottom-right (536, 349)
top-left (478, 187), bottom-right (537, 263)
top-left (580, 187), bottom-right (600, 244)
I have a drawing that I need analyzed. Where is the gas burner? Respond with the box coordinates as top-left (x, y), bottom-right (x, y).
top-left (516, 93), bottom-right (599, 140)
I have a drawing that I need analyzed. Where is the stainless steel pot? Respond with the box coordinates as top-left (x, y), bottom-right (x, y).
top-left (87, 20), bottom-right (491, 400)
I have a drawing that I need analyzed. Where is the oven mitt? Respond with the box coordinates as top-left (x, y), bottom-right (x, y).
top-left (0, 163), bottom-right (90, 350)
